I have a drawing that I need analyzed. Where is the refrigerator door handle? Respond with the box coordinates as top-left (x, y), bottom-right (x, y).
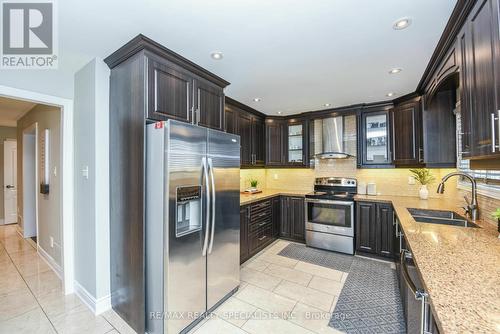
top-left (202, 157), bottom-right (210, 257)
top-left (207, 158), bottom-right (216, 254)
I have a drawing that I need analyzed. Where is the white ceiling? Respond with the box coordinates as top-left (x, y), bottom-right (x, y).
top-left (0, 0), bottom-right (457, 115)
top-left (0, 96), bottom-right (36, 127)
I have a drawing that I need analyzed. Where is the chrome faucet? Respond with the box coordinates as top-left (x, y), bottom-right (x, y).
top-left (437, 172), bottom-right (478, 221)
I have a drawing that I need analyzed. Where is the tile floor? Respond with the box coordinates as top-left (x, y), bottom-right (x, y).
top-left (0, 224), bottom-right (136, 334)
top-left (0, 224), bottom-right (347, 334)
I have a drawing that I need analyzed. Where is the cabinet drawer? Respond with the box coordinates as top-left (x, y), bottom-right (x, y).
top-left (258, 226), bottom-right (273, 247)
top-left (250, 209), bottom-right (271, 223)
top-left (250, 200), bottom-right (271, 213)
top-left (249, 218), bottom-right (272, 233)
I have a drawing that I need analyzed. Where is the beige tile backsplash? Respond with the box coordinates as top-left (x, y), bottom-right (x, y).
top-left (240, 166), bottom-right (500, 227)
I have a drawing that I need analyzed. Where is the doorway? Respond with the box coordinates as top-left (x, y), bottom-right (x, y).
top-left (3, 139), bottom-right (17, 225)
top-left (22, 123), bottom-right (38, 242)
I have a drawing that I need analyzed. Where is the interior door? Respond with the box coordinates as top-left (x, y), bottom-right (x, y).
top-left (165, 121), bottom-right (208, 334)
top-left (206, 129), bottom-right (240, 310)
top-left (4, 140), bottom-right (17, 225)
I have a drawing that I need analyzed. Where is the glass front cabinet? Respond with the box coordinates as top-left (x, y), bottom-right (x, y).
top-left (286, 119), bottom-right (308, 166)
top-left (359, 110), bottom-right (392, 167)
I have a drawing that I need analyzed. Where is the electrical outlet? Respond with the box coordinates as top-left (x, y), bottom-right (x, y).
top-left (408, 176), bottom-right (416, 185)
top-left (50, 237), bottom-right (54, 248)
top-left (82, 166), bottom-right (89, 179)
top-left (273, 174), bottom-right (279, 180)
top-left (53, 166), bottom-right (57, 176)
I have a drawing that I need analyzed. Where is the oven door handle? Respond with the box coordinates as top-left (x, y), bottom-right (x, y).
top-left (305, 198), bottom-right (354, 206)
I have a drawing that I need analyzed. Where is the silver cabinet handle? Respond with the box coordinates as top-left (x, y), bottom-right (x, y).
top-left (497, 110), bottom-right (500, 152)
top-left (207, 158), bottom-right (216, 254)
top-left (491, 113), bottom-right (496, 152)
top-left (201, 157), bottom-right (210, 257)
top-left (258, 235), bottom-right (267, 241)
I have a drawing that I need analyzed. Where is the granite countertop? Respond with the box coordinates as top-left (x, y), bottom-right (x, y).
top-left (240, 189), bottom-right (308, 205)
top-left (356, 194), bottom-right (500, 333)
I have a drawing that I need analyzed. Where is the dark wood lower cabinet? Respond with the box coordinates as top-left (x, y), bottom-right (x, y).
top-left (240, 195), bottom-right (305, 264)
top-left (356, 202), bottom-right (377, 253)
top-left (240, 206), bottom-right (250, 264)
top-left (356, 201), bottom-right (397, 258)
top-left (280, 196), bottom-right (305, 243)
top-left (376, 203), bottom-right (395, 257)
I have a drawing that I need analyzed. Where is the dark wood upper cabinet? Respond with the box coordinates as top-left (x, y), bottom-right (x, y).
top-left (390, 99), bottom-right (424, 166)
top-left (238, 111), bottom-right (253, 167)
top-left (359, 108), bottom-right (393, 167)
top-left (253, 117), bottom-right (266, 166)
top-left (356, 201), bottom-right (376, 253)
top-left (423, 88), bottom-right (457, 167)
top-left (225, 97), bottom-right (266, 168)
top-left (285, 119), bottom-right (308, 167)
top-left (147, 57), bottom-right (193, 123)
top-left (195, 77), bottom-right (224, 130)
top-left (224, 104), bottom-right (239, 135)
top-left (461, 0), bottom-right (500, 159)
top-left (266, 118), bottom-right (285, 166)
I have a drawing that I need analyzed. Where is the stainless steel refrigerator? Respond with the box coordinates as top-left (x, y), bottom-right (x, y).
top-left (145, 120), bottom-right (240, 334)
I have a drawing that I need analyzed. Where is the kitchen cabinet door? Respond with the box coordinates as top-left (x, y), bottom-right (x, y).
top-left (239, 112), bottom-right (253, 167)
top-left (356, 202), bottom-right (376, 253)
top-left (272, 196), bottom-right (281, 238)
top-left (195, 78), bottom-right (224, 131)
top-left (285, 119), bottom-right (308, 167)
top-left (359, 110), bottom-right (393, 167)
top-left (266, 119), bottom-right (285, 166)
top-left (147, 57), bottom-right (193, 122)
top-left (464, 0), bottom-right (500, 158)
top-left (240, 206), bottom-right (249, 264)
top-left (391, 100), bottom-right (423, 166)
top-left (280, 197), bottom-right (291, 238)
top-left (376, 203), bottom-right (395, 258)
top-left (253, 117), bottom-right (266, 166)
top-left (290, 197), bottom-right (305, 242)
top-left (224, 105), bottom-right (239, 135)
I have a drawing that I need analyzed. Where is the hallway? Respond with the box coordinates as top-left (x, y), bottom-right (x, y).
top-left (0, 224), bottom-right (134, 334)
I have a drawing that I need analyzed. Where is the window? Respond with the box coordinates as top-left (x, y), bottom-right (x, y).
top-left (456, 113), bottom-right (500, 189)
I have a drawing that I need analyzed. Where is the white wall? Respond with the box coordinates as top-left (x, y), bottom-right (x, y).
top-left (17, 105), bottom-right (62, 265)
top-left (73, 58), bottom-right (110, 313)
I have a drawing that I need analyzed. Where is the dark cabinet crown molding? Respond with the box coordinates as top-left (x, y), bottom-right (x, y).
top-left (417, 0), bottom-right (477, 92)
top-left (225, 96), bottom-right (266, 119)
top-left (104, 34), bottom-right (230, 88)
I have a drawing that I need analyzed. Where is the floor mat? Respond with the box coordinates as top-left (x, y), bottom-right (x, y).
top-left (277, 243), bottom-right (354, 272)
top-left (278, 243), bottom-right (406, 334)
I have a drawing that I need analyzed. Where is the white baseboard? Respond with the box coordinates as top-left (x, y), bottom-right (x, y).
top-left (37, 245), bottom-right (63, 280)
top-left (74, 280), bottom-right (111, 315)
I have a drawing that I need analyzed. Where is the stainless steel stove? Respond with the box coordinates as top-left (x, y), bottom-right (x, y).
top-left (305, 177), bottom-right (356, 254)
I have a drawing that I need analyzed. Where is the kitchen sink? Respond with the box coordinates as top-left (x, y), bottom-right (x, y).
top-left (407, 208), bottom-right (479, 228)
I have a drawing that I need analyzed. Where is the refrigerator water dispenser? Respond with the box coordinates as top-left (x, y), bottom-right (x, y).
top-left (175, 185), bottom-right (201, 237)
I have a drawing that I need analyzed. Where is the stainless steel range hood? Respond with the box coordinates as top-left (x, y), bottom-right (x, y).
top-left (314, 116), bottom-right (354, 159)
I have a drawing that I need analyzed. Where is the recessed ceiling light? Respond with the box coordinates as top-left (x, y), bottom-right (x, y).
top-left (210, 51), bottom-right (223, 60)
top-left (324, 103), bottom-right (331, 107)
top-left (386, 92), bottom-right (395, 97)
top-left (389, 68), bottom-right (402, 74)
top-left (253, 97), bottom-right (261, 102)
top-left (393, 17), bottom-right (412, 30)
top-left (277, 111), bottom-right (282, 115)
